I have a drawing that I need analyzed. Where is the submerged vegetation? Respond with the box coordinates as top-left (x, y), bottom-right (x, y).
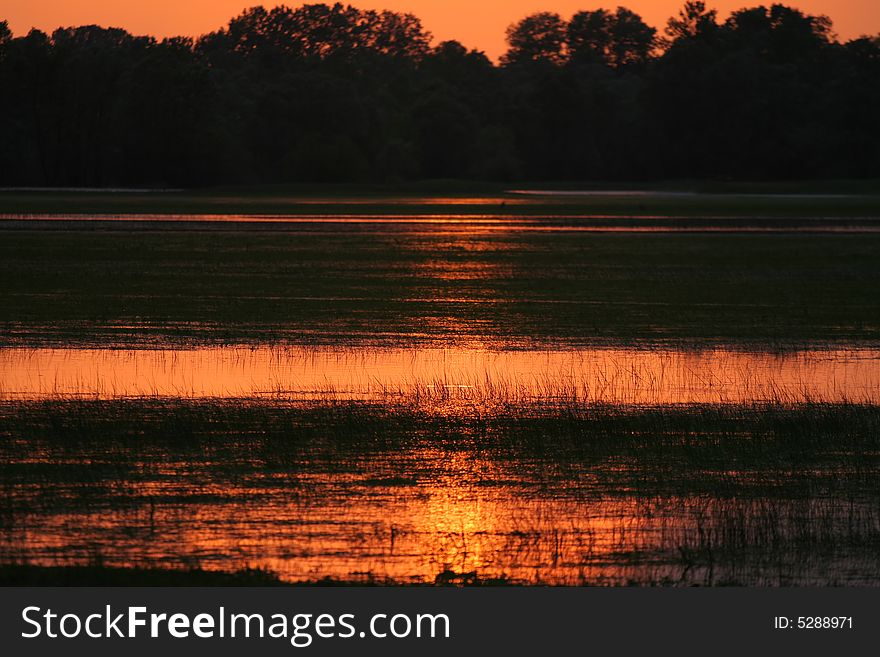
top-left (1, 203), bottom-right (879, 585)
top-left (2, 225), bottom-right (879, 347)
top-left (2, 398), bottom-right (879, 585)
top-left (1, 193), bottom-right (878, 585)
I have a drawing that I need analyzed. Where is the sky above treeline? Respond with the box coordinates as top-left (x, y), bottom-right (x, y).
top-left (4, 1), bottom-right (880, 60)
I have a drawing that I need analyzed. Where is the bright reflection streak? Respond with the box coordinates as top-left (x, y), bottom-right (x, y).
top-left (1, 346), bottom-right (878, 404)
top-left (8, 452), bottom-right (878, 585)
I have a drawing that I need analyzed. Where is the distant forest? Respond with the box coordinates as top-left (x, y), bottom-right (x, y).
top-left (1, 2), bottom-right (878, 186)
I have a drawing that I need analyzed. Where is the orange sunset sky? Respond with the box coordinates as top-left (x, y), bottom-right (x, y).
top-left (3, 1), bottom-right (880, 59)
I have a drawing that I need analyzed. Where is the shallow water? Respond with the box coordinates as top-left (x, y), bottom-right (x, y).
top-left (4, 214), bottom-right (880, 232)
top-left (2, 346), bottom-right (879, 404)
top-left (3, 344), bottom-right (879, 585)
top-left (2, 213), bottom-right (879, 586)
top-left (5, 426), bottom-right (878, 586)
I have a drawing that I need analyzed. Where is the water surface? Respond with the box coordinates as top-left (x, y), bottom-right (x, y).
top-left (4, 402), bottom-right (878, 586)
top-left (5, 212), bottom-right (880, 233)
top-left (3, 211), bottom-right (880, 586)
top-left (2, 346), bottom-right (878, 404)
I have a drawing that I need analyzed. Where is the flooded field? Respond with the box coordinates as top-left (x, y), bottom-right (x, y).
top-left (5, 213), bottom-right (880, 233)
top-left (3, 399), bottom-right (879, 585)
top-left (2, 223), bottom-right (879, 348)
top-left (1, 346), bottom-right (879, 405)
top-left (1, 210), bottom-right (879, 585)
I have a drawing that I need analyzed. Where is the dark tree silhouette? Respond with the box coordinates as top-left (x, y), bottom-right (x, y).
top-left (501, 12), bottom-right (567, 65)
top-left (0, 3), bottom-right (878, 185)
top-left (201, 3), bottom-right (431, 60)
top-left (664, 1), bottom-right (719, 42)
top-left (568, 8), bottom-right (656, 68)
top-left (649, 3), bottom-right (852, 177)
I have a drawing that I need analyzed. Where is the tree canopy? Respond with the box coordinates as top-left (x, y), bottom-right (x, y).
top-left (1, 3), bottom-right (878, 186)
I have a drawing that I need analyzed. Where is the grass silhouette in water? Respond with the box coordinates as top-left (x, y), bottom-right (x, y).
top-left (2, 399), bottom-right (879, 586)
top-left (2, 225), bottom-right (879, 348)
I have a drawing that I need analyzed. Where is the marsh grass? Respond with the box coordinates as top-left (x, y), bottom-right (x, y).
top-left (2, 198), bottom-right (879, 586)
top-left (2, 397), bottom-right (879, 585)
top-left (2, 228), bottom-right (879, 347)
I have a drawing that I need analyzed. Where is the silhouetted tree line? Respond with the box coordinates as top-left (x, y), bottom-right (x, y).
top-left (1, 2), bottom-right (878, 186)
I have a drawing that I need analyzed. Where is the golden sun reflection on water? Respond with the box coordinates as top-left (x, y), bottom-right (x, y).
top-left (9, 442), bottom-right (877, 585)
top-left (1, 346), bottom-right (878, 404)
top-left (0, 445), bottom-right (653, 583)
top-left (4, 342), bottom-right (879, 583)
